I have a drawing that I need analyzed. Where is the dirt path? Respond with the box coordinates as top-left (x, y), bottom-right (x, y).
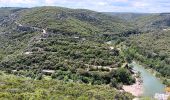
top-left (15, 22), bottom-right (48, 54)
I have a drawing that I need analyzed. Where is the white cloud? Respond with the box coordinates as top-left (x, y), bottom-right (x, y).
top-left (0, 0), bottom-right (38, 4)
top-left (0, 0), bottom-right (41, 7)
top-left (45, 0), bottom-right (55, 5)
top-left (131, 1), bottom-right (150, 7)
top-left (0, 0), bottom-right (170, 13)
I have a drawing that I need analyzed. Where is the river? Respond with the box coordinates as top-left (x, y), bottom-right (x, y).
top-left (106, 41), bottom-right (166, 97)
top-left (130, 61), bottom-right (166, 97)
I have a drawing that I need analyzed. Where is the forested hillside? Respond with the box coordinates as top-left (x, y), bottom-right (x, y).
top-left (18, 7), bottom-right (134, 35)
top-left (134, 13), bottom-right (170, 32)
top-left (0, 7), bottom-right (136, 99)
top-left (123, 14), bottom-right (170, 85)
top-left (126, 30), bottom-right (170, 78)
top-left (103, 12), bottom-right (149, 21)
top-left (106, 12), bottom-right (170, 84)
top-left (0, 6), bottom-right (170, 99)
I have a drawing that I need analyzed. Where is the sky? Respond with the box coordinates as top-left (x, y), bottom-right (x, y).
top-left (0, 0), bottom-right (169, 13)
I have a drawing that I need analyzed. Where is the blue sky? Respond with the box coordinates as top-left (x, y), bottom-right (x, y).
top-left (0, 0), bottom-right (169, 13)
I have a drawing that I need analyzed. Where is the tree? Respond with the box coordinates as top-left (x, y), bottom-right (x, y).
top-left (36, 73), bottom-right (43, 80)
top-left (110, 78), bottom-right (118, 87)
top-left (115, 68), bottom-right (135, 85)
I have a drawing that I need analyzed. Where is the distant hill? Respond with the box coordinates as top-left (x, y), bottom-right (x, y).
top-left (0, 7), bottom-right (24, 18)
top-left (103, 12), bottom-right (150, 21)
top-left (0, 6), bottom-right (134, 59)
top-left (134, 13), bottom-right (170, 31)
top-left (16, 7), bottom-right (133, 35)
top-left (104, 12), bottom-right (170, 32)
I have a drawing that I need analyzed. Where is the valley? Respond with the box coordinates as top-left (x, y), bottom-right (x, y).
top-left (0, 6), bottom-right (170, 100)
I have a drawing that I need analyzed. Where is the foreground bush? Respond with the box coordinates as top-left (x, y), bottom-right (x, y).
top-left (0, 72), bottom-right (134, 100)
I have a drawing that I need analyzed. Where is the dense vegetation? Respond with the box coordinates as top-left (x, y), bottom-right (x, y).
top-left (18, 7), bottom-right (134, 35)
top-left (0, 71), bottom-right (133, 100)
top-left (125, 31), bottom-right (170, 80)
top-left (134, 13), bottom-right (170, 32)
top-left (123, 30), bottom-right (170, 86)
top-left (116, 13), bottom-right (170, 82)
top-left (103, 12), bottom-right (150, 21)
top-left (0, 30), bottom-right (135, 86)
top-left (0, 7), bottom-right (136, 99)
top-left (0, 6), bottom-right (170, 99)
top-left (104, 13), bottom-right (170, 85)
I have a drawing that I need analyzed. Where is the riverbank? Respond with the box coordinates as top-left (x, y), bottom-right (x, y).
top-left (131, 61), bottom-right (166, 97)
top-left (123, 78), bottom-right (143, 97)
top-left (106, 42), bottom-right (167, 97)
top-left (116, 42), bottom-right (170, 86)
top-left (134, 60), bottom-right (170, 86)
top-left (123, 61), bottom-right (167, 97)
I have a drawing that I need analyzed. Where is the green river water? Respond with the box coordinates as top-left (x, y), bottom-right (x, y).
top-left (107, 41), bottom-right (166, 97)
top-left (130, 61), bottom-right (166, 97)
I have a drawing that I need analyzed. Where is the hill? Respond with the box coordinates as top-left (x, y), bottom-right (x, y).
top-left (1, 6), bottom-right (169, 98)
top-left (17, 7), bottom-right (134, 35)
top-left (0, 6), bottom-right (136, 97)
top-left (103, 12), bottom-right (150, 21)
top-left (122, 13), bottom-right (170, 79)
top-left (125, 30), bottom-right (170, 80)
top-left (134, 13), bottom-right (170, 32)
top-left (105, 12), bottom-right (170, 84)
top-left (104, 12), bottom-right (170, 32)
